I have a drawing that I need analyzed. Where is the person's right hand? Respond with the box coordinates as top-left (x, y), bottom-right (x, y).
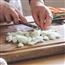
top-left (0, 1), bottom-right (27, 24)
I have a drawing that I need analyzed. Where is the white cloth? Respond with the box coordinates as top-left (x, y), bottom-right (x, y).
top-left (0, 58), bottom-right (7, 65)
top-left (9, 0), bottom-right (22, 10)
top-left (9, 0), bottom-right (31, 16)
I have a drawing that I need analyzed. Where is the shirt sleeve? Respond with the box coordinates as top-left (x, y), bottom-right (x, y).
top-left (29, 0), bottom-right (30, 3)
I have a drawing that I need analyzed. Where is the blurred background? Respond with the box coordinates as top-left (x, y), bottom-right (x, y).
top-left (20, 0), bottom-right (65, 16)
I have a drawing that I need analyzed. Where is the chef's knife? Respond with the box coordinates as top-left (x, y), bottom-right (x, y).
top-left (0, 22), bottom-right (38, 29)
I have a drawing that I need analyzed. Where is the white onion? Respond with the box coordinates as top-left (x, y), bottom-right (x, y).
top-left (6, 29), bottom-right (61, 46)
top-left (12, 37), bottom-right (17, 43)
top-left (29, 30), bottom-right (41, 37)
top-left (43, 36), bottom-right (49, 41)
top-left (6, 36), bottom-right (12, 42)
top-left (15, 35), bottom-right (28, 44)
top-left (17, 43), bottom-right (24, 47)
top-left (28, 36), bottom-right (43, 45)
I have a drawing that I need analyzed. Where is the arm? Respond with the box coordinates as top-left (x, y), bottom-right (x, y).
top-left (0, 0), bottom-right (27, 24)
top-left (0, 0), bottom-right (4, 1)
top-left (29, 0), bottom-right (53, 30)
top-left (29, 0), bottom-right (44, 8)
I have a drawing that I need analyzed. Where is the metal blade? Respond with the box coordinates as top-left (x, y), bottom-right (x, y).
top-left (0, 22), bottom-right (38, 29)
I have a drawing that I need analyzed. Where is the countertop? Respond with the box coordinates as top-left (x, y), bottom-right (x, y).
top-left (8, 24), bottom-right (65, 65)
top-left (0, 24), bottom-right (65, 65)
top-left (9, 54), bottom-right (65, 65)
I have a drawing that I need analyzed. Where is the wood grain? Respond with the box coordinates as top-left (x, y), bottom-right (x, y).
top-left (9, 54), bottom-right (65, 65)
top-left (0, 25), bottom-right (65, 62)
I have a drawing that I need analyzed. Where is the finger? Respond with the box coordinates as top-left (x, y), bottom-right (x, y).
top-left (19, 15), bottom-right (27, 24)
top-left (44, 15), bottom-right (52, 29)
top-left (4, 12), bottom-right (11, 23)
top-left (10, 9), bottom-right (19, 24)
top-left (15, 9), bottom-right (27, 24)
top-left (32, 12), bottom-right (41, 28)
top-left (41, 6), bottom-right (53, 30)
top-left (39, 12), bottom-right (45, 30)
top-left (45, 6), bottom-right (53, 19)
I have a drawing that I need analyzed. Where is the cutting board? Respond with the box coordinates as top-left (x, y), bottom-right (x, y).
top-left (0, 25), bottom-right (65, 62)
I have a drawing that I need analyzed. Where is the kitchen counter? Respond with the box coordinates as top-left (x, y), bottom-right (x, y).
top-left (0, 24), bottom-right (65, 65)
top-left (9, 54), bottom-right (65, 65)
top-left (8, 24), bottom-right (65, 65)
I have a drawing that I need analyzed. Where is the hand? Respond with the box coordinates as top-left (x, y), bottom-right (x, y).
top-left (30, 2), bottom-right (53, 30)
top-left (0, 1), bottom-right (27, 24)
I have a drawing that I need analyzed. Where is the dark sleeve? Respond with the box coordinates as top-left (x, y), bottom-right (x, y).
top-left (29, 0), bottom-right (44, 3)
top-left (4, 0), bottom-right (9, 2)
top-left (29, 0), bottom-right (31, 3)
top-left (29, 0), bottom-right (30, 2)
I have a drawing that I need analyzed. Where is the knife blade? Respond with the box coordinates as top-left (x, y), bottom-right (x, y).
top-left (0, 22), bottom-right (38, 29)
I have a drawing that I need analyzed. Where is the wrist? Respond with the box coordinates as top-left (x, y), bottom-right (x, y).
top-left (29, 0), bottom-right (44, 7)
top-left (30, 0), bottom-right (44, 9)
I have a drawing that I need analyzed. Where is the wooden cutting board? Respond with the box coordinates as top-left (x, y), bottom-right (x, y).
top-left (0, 25), bottom-right (65, 62)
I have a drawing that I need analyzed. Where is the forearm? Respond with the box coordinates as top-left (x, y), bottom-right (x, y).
top-left (0, 0), bottom-right (6, 4)
top-left (29, 0), bottom-right (44, 8)
top-left (29, 0), bottom-right (44, 4)
top-left (0, 0), bottom-right (5, 5)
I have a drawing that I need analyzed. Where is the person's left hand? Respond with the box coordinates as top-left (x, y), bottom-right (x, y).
top-left (30, 2), bottom-right (53, 30)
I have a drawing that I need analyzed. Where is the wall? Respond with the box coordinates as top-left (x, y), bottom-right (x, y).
top-left (21, 0), bottom-right (65, 16)
top-left (45, 0), bottom-right (65, 8)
